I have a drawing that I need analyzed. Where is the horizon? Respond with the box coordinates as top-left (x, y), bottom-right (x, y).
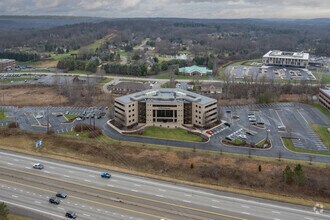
top-left (1, 15), bottom-right (329, 20)
top-left (0, 0), bottom-right (329, 19)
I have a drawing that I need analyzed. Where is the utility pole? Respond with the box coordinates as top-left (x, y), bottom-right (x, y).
top-left (46, 106), bottom-right (50, 134)
top-left (93, 115), bottom-right (96, 130)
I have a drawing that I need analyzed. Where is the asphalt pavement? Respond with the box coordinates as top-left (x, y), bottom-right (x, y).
top-left (0, 150), bottom-right (329, 220)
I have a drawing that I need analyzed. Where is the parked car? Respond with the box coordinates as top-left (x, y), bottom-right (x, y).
top-left (49, 197), bottom-right (60, 205)
top-left (33, 163), bottom-right (44, 170)
top-left (100, 172), bottom-right (111, 179)
top-left (56, 192), bottom-right (67, 199)
top-left (206, 130), bottom-right (213, 135)
top-left (65, 211), bottom-right (77, 219)
top-left (224, 122), bottom-right (231, 127)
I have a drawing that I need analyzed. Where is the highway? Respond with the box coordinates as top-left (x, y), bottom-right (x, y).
top-left (0, 150), bottom-right (329, 220)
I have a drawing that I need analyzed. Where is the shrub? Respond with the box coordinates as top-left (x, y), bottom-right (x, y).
top-left (283, 165), bottom-right (294, 184)
top-left (88, 129), bottom-right (102, 138)
top-left (7, 122), bottom-right (19, 129)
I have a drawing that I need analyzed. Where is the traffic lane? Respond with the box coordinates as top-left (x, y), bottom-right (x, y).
top-left (0, 176), bottom-right (163, 220)
top-left (0, 151), bottom-right (277, 219)
top-left (0, 166), bottom-right (247, 220)
top-left (0, 150), bottom-right (329, 220)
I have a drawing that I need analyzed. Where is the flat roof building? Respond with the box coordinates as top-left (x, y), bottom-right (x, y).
top-left (263, 50), bottom-right (309, 68)
top-left (114, 88), bottom-right (218, 129)
top-left (319, 87), bottom-right (330, 111)
top-left (178, 65), bottom-right (212, 76)
top-left (0, 59), bottom-right (16, 72)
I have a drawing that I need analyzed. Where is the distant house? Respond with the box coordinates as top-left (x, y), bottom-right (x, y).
top-left (110, 82), bottom-right (151, 95)
top-left (200, 83), bottom-right (223, 94)
top-left (90, 56), bottom-right (102, 64)
top-left (0, 59), bottom-right (16, 72)
top-left (178, 65), bottom-right (212, 76)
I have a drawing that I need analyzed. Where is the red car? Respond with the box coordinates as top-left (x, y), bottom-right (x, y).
top-left (206, 130), bottom-right (213, 135)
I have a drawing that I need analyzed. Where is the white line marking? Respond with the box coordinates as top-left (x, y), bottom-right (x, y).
top-left (184, 194), bottom-right (192, 197)
top-left (156, 195), bottom-right (164, 198)
top-left (11, 195), bottom-right (18, 198)
top-left (304, 218), bottom-right (313, 220)
top-left (63, 175), bottom-right (70, 178)
top-left (83, 214), bottom-right (90, 217)
top-left (183, 200), bottom-right (191, 203)
top-left (212, 206), bottom-right (220, 209)
top-left (107, 184), bottom-right (114, 187)
top-left (84, 179), bottom-right (91, 182)
top-left (158, 189), bottom-right (166, 192)
top-left (44, 171), bottom-right (50, 174)
top-left (7, 163), bottom-right (13, 165)
top-left (131, 189), bottom-right (138, 192)
top-left (0, 200), bottom-right (65, 219)
top-left (272, 211), bottom-right (281, 214)
top-left (134, 184), bottom-right (141, 187)
top-left (34, 201), bottom-right (41, 204)
top-left (212, 199), bottom-right (219, 202)
top-left (241, 212), bottom-right (250, 215)
top-left (241, 205), bottom-right (250, 208)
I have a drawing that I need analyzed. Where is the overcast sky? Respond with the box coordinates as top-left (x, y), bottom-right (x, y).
top-left (0, 0), bottom-right (329, 19)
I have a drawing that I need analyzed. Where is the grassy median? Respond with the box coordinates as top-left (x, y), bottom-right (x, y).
top-left (0, 110), bottom-right (6, 120)
top-left (311, 124), bottom-right (330, 150)
top-left (142, 126), bottom-right (203, 142)
top-left (282, 137), bottom-right (330, 156)
top-left (312, 103), bottom-right (330, 119)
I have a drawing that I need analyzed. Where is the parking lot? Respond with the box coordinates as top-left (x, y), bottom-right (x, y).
top-left (226, 65), bottom-right (315, 81)
top-left (208, 103), bottom-right (330, 152)
top-left (0, 106), bottom-right (109, 134)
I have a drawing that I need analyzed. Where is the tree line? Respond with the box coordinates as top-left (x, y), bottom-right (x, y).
top-left (103, 63), bottom-right (147, 76)
top-left (0, 51), bottom-right (40, 62)
top-left (57, 57), bottom-right (99, 73)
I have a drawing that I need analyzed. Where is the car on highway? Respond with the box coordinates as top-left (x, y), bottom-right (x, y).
top-left (33, 163), bottom-right (44, 169)
top-left (49, 197), bottom-right (60, 205)
top-left (100, 172), bottom-right (111, 179)
top-left (75, 117), bottom-right (82, 121)
top-left (65, 211), bottom-right (77, 219)
top-left (35, 115), bottom-right (44, 119)
top-left (56, 192), bottom-right (67, 198)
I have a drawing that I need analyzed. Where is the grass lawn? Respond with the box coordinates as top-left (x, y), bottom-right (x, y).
top-left (0, 77), bottom-right (31, 83)
top-left (63, 131), bottom-right (90, 138)
top-left (312, 103), bottom-right (330, 119)
top-left (155, 73), bottom-right (209, 80)
top-left (67, 70), bottom-right (93, 75)
top-left (282, 138), bottom-right (330, 156)
top-left (142, 126), bottom-right (203, 142)
top-left (311, 124), bottom-right (330, 150)
top-left (8, 214), bottom-right (32, 220)
top-left (64, 114), bottom-right (78, 121)
top-left (256, 138), bottom-right (267, 147)
top-left (0, 110), bottom-right (6, 120)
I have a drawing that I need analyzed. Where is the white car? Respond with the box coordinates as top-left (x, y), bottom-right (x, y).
top-left (238, 134), bottom-right (247, 139)
top-left (35, 115), bottom-right (44, 119)
top-left (76, 117), bottom-right (82, 121)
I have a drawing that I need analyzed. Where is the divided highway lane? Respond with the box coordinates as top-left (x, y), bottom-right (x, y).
top-left (0, 177), bottom-right (154, 220)
top-left (0, 150), bottom-right (329, 220)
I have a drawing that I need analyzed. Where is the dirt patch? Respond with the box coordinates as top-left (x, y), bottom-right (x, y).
top-left (0, 84), bottom-right (110, 107)
top-left (0, 85), bottom-right (69, 106)
top-left (1, 128), bottom-right (329, 207)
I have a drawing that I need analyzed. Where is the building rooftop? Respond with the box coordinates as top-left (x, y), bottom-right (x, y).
top-left (320, 87), bottom-right (330, 97)
top-left (0, 59), bottom-right (15, 63)
top-left (112, 81), bottom-right (151, 92)
top-left (116, 88), bottom-right (216, 105)
top-left (263, 50), bottom-right (309, 60)
top-left (178, 65), bottom-right (212, 75)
